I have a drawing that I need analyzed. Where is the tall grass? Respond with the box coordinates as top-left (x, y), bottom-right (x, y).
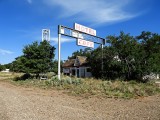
top-left (1, 72), bottom-right (160, 99)
top-left (44, 76), bottom-right (160, 98)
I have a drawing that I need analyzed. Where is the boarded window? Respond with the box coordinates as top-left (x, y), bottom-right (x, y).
top-left (86, 68), bottom-right (91, 72)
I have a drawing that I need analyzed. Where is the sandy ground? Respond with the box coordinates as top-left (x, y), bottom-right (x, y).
top-left (0, 80), bottom-right (160, 120)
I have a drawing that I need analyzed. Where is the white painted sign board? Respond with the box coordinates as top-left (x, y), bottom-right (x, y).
top-left (77, 39), bottom-right (94, 48)
top-left (74, 23), bottom-right (96, 36)
top-left (60, 27), bottom-right (64, 34)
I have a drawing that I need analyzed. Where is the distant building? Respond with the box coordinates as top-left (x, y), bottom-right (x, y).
top-left (1, 69), bottom-right (10, 73)
top-left (62, 56), bottom-right (92, 78)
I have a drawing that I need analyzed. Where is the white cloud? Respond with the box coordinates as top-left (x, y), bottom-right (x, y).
top-left (50, 37), bottom-right (75, 45)
top-left (27, 0), bottom-right (32, 4)
top-left (0, 49), bottom-right (14, 55)
top-left (44, 0), bottom-right (141, 24)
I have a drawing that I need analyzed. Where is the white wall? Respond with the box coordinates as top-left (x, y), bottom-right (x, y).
top-left (85, 67), bottom-right (92, 77)
top-left (63, 67), bottom-right (92, 78)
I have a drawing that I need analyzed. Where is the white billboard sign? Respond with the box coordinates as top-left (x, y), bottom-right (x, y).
top-left (77, 39), bottom-right (94, 48)
top-left (74, 23), bottom-right (96, 36)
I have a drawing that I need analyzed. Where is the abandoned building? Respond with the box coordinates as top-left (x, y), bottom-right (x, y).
top-left (62, 56), bottom-right (92, 78)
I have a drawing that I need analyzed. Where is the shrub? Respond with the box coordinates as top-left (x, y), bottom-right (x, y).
top-left (72, 78), bottom-right (83, 85)
top-left (13, 73), bottom-right (32, 81)
top-left (45, 76), bottom-right (61, 87)
top-left (45, 76), bottom-right (84, 88)
top-left (47, 72), bottom-right (56, 79)
top-left (11, 74), bottom-right (160, 99)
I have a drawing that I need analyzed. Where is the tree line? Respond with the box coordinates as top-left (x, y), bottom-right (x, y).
top-left (0, 31), bottom-right (160, 81)
top-left (69, 31), bottom-right (160, 81)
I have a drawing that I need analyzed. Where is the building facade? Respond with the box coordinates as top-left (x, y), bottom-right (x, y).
top-left (62, 56), bottom-right (92, 78)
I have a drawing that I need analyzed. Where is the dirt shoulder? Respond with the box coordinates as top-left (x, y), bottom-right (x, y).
top-left (0, 80), bottom-right (160, 120)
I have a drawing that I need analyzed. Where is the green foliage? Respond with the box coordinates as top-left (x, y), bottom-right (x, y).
top-left (23, 40), bottom-right (55, 74)
top-left (13, 73), bottom-right (32, 81)
top-left (46, 72), bottom-right (56, 79)
top-left (11, 40), bottom-right (56, 76)
top-left (4, 71), bottom-right (159, 99)
top-left (45, 76), bottom-right (61, 87)
top-left (68, 48), bottom-right (92, 59)
top-left (45, 77), bottom-right (160, 98)
top-left (106, 32), bottom-right (140, 80)
top-left (11, 56), bottom-right (26, 72)
top-left (0, 63), bottom-right (12, 71)
top-left (0, 64), bottom-right (5, 71)
top-left (88, 31), bottom-right (160, 80)
top-left (45, 76), bottom-right (83, 88)
top-left (136, 32), bottom-right (160, 74)
top-left (50, 60), bottom-right (63, 74)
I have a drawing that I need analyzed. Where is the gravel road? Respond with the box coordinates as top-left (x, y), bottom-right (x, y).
top-left (0, 81), bottom-right (160, 120)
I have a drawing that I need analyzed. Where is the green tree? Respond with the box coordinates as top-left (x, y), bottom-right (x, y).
top-left (89, 46), bottom-right (122, 79)
top-left (22, 40), bottom-right (55, 77)
top-left (136, 31), bottom-right (160, 77)
top-left (68, 48), bottom-right (92, 59)
top-left (67, 31), bottom-right (160, 81)
top-left (3, 63), bottom-right (12, 70)
top-left (107, 32), bottom-right (139, 80)
top-left (0, 64), bottom-right (5, 71)
top-left (50, 60), bottom-right (63, 74)
top-left (11, 56), bottom-right (26, 72)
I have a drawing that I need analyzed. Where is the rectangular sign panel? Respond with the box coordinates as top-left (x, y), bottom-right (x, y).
top-left (72, 31), bottom-right (78, 38)
top-left (74, 23), bottom-right (96, 36)
top-left (60, 27), bottom-right (64, 34)
top-left (77, 39), bottom-right (94, 48)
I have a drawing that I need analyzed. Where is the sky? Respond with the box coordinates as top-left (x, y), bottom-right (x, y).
top-left (0, 0), bottom-right (160, 64)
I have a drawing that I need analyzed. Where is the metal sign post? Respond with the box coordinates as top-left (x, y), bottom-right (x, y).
top-left (101, 44), bottom-right (104, 78)
top-left (58, 25), bottom-right (61, 80)
top-left (58, 24), bottom-right (105, 80)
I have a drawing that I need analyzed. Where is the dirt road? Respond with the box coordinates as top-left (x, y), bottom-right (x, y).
top-left (0, 81), bottom-right (160, 120)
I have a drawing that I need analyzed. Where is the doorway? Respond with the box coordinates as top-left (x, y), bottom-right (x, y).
top-left (77, 69), bottom-right (79, 78)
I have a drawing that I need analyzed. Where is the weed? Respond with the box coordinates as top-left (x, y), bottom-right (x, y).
top-left (1, 73), bottom-right (160, 99)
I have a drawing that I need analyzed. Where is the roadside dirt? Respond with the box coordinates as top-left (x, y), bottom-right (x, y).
top-left (0, 80), bottom-right (160, 120)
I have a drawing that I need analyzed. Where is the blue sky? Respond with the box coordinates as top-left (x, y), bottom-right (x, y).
top-left (0, 0), bottom-right (160, 64)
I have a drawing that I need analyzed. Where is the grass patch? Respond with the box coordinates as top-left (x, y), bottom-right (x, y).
top-left (42, 76), bottom-right (160, 98)
top-left (1, 73), bottom-right (160, 99)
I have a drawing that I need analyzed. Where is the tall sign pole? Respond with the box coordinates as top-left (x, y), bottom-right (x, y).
top-left (101, 44), bottom-right (104, 78)
top-left (58, 25), bottom-right (61, 80)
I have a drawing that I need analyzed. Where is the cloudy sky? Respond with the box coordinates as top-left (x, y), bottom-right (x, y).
top-left (0, 0), bottom-right (159, 64)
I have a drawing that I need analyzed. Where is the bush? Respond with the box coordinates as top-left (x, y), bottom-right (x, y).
top-left (45, 76), bottom-right (61, 87)
top-left (47, 72), bottom-right (56, 79)
top-left (45, 76), bottom-right (83, 87)
top-left (11, 74), bottom-right (160, 99)
top-left (13, 73), bottom-right (32, 81)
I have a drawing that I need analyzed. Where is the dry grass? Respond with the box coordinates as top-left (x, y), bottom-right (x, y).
top-left (1, 73), bottom-right (160, 99)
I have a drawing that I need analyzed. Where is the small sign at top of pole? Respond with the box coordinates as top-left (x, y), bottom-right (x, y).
top-left (74, 23), bottom-right (96, 36)
top-left (42, 29), bottom-right (50, 42)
